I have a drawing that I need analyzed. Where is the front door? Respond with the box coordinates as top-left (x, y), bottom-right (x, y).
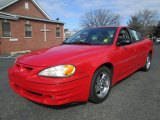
top-left (112, 28), bottom-right (137, 82)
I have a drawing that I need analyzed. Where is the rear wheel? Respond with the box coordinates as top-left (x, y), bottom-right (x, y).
top-left (142, 54), bottom-right (152, 71)
top-left (89, 67), bottom-right (111, 103)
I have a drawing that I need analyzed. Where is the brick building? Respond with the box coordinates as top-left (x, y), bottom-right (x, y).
top-left (0, 0), bottom-right (64, 54)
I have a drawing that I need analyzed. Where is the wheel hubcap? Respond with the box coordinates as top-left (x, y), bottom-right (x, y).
top-left (146, 56), bottom-right (151, 69)
top-left (95, 72), bottom-right (110, 98)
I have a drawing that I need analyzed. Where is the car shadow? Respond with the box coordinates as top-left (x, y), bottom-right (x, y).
top-left (30, 101), bottom-right (88, 110)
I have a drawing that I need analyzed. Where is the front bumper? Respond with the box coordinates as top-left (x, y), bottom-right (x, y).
top-left (8, 63), bottom-right (91, 105)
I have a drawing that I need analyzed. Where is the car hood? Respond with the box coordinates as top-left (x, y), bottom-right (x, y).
top-left (17, 45), bottom-right (111, 67)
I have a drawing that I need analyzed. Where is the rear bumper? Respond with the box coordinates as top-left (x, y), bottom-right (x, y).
top-left (8, 68), bottom-right (91, 105)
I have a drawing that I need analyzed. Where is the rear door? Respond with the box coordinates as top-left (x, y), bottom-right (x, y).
top-left (128, 29), bottom-right (147, 68)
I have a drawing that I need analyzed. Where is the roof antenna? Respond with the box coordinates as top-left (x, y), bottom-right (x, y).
top-left (56, 18), bottom-right (59, 21)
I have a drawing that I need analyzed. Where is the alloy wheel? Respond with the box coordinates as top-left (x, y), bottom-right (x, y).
top-left (95, 72), bottom-right (110, 98)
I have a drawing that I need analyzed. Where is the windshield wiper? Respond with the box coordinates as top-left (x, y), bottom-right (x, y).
top-left (70, 41), bottom-right (93, 45)
top-left (63, 41), bottom-right (94, 45)
top-left (63, 41), bottom-right (71, 44)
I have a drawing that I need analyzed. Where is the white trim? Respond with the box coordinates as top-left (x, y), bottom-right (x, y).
top-left (0, 11), bottom-right (64, 24)
top-left (1, 37), bottom-right (12, 38)
top-left (32, 0), bottom-right (52, 20)
top-left (25, 2), bottom-right (29, 10)
top-left (0, 12), bottom-right (18, 17)
top-left (40, 24), bottom-right (50, 42)
top-left (0, 0), bottom-right (19, 10)
top-left (25, 37), bottom-right (32, 39)
top-left (56, 37), bottom-right (62, 39)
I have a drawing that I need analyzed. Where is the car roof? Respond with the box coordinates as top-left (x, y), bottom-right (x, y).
top-left (93, 26), bottom-right (128, 29)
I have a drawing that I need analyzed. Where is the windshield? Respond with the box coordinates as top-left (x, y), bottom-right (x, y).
top-left (64, 27), bottom-right (117, 45)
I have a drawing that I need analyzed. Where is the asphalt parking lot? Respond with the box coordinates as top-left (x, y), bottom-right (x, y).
top-left (0, 45), bottom-right (160, 120)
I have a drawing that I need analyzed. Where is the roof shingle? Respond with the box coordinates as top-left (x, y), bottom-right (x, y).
top-left (0, 0), bottom-right (52, 19)
top-left (0, 0), bottom-right (18, 10)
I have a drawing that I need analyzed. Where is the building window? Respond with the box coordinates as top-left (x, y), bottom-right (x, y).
top-left (25, 2), bottom-right (29, 9)
top-left (56, 27), bottom-right (61, 37)
top-left (25, 24), bottom-right (32, 37)
top-left (1, 22), bottom-right (11, 37)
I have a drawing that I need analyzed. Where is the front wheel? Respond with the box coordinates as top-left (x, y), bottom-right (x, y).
top-left (89, 67), bottom-right (112, 104)
top-left (142, 54), bottom-right (152, 71)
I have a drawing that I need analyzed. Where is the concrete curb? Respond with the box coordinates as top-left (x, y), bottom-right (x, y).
top-left (0, 50), bottom-right (31, 58)
top-left (10, 50), bottom-right (31, 55)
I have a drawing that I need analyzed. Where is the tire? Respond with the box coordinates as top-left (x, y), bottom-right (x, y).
top-left (142, 54), bottom-right (152, 71)
top-left (89, 66), bottom-right (112, 104)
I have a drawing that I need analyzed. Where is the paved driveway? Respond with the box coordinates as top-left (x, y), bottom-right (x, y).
top-left (0, 45), bottom-right (160, 120)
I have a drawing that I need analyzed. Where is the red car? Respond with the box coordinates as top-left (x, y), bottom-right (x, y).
top-left (8, 26), bottom-right (153, 105)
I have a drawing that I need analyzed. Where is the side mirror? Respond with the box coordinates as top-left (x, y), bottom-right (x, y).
top-left (65, 38), bottom-right (68, 40)
top-left (117, 39), bottom-right (132, 46)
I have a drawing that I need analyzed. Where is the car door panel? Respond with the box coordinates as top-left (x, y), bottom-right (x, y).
top-left (112, 28), bottom-right (140, 83)
top-left (128, 29), bottom-right (148, 68)
top-left (112, 44), bottom-right (137, 82)
top-left (133, 41), bottom-right (148, 68)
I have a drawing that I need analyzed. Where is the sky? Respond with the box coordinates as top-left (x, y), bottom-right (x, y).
top-left (37, 0), bottom-right (160, 30)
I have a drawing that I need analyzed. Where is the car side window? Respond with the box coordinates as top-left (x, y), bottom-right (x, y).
top-left (136, 32), bottom-right (143, 40)
top-left (129, 29), bottom-right (143, 42)
top-left (117, 28), bottom-right (131, 43)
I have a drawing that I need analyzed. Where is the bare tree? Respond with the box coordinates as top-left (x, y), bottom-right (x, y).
top-left (138, 9), bottom-right (158, 34)
top-left (128, 9), bottom-right (158, 34)
top-left (154, 21), bottom-right (160, 37)
top-left (128, 16), bottom-right (143, 30)
top-left (80, 9), bottom-right (120, 28)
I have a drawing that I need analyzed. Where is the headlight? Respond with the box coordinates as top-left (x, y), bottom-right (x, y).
top-left (38, 65), bottom-right (76, 77)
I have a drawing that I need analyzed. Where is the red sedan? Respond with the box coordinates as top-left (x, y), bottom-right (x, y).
top-left (8, 26), bottom-right (153, 105)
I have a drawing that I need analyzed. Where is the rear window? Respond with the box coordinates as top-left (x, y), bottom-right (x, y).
top-left (129, 29), bottom-right (143, 42)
